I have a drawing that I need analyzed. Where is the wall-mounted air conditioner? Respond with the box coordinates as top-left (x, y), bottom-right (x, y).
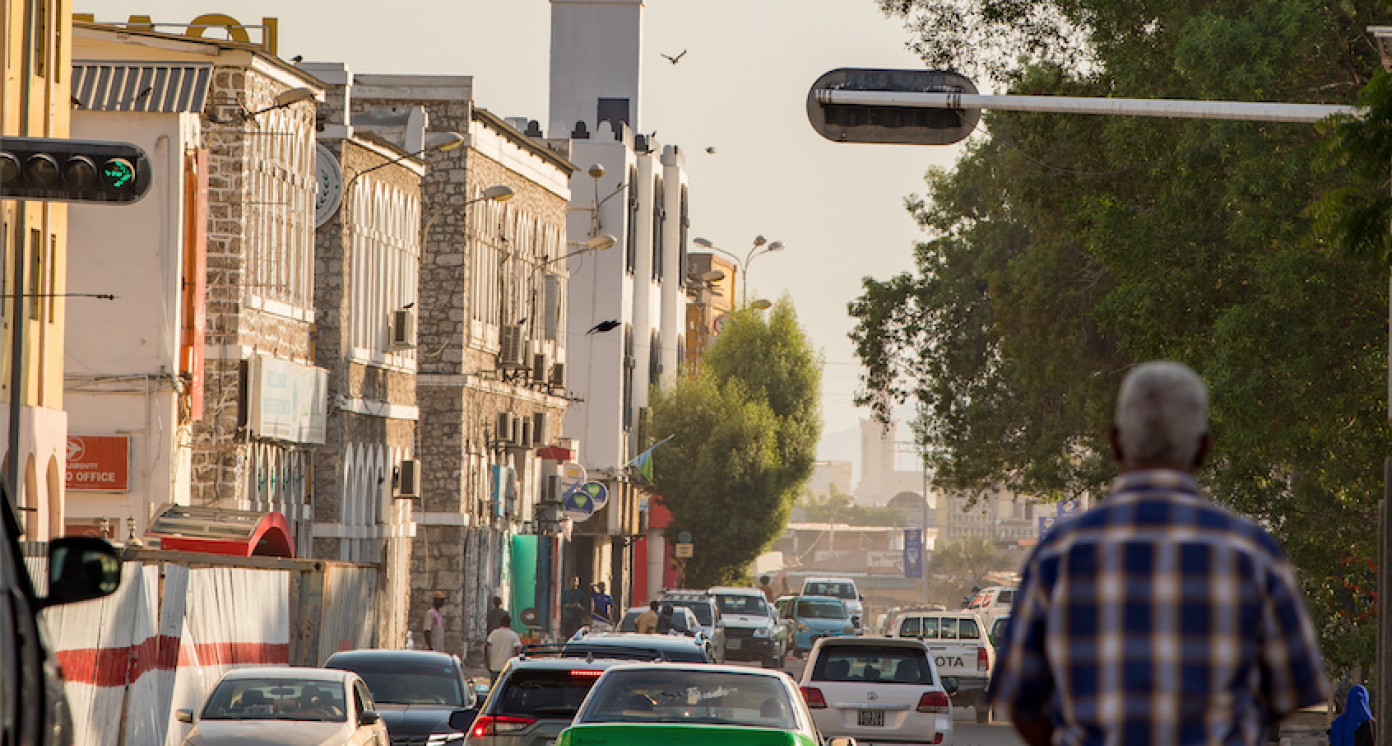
top-left (391, 309), bottom-right (416, 349)
top-left (548, 362), bottom-right (565, 388)
top-left (496, 412), bottom-right (514, 444)
top-left (398, 459), bottom-right (421, 498)
top-left (499, 325), bottom-right (528, 368)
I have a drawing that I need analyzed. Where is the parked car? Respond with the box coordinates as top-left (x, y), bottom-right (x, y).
top-left (324, 649), bottom-right (479, 746)
top-left (967, 586), bottom-right (1016, 629)
top-left (988, 614), bottom-right (1010, 651)
top-left (463, 647), bottom-right (633, 746)
top-left (889, 610), bottom-right (995, 722)
top-left (176, 666), bottom-right (388, 746)
top-left (799, 577), bottom-right (864, 629)
top-left (1, 494), bottom-right (122, 746)
top-left (776, 595), bottom-right (857, 656)
top-left (708, 586), bottom-right (789, 668)
top-left (547, 664), bottom-right (851, 746)
top-left (657, 590), bottom-right (725, 662)
top-left (615, 605), bottom-right (699, 636)
top-left (565, 632), bottom-right (714, 663)
top-left (798, 636), bottom-right (956, 746)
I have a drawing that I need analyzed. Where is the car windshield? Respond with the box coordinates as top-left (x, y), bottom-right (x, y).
top-left (200, 678), bottom-right (348, 722)
top-left (812, 646), bottom-right (934, 685)
top-left (804, 582), bottom-right (856, 600)
top-left (579, 669), bottom-right (797, 730)
top-left (492, 669), bottom-right (599, 719)
top-left (797, 599), bottom-right (848, 619)
top-left (716, 595), bottom-right (767, 616)
top-left (332, 661), bottom-right (465, 706)
top-left (669, 600), bottom-right (712, 626)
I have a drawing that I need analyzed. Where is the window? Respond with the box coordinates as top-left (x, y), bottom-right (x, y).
top-left (247, 110), bottom-right (314, 314)
top-left (678, 185), bottom-right (688, 288)
top-left (811, 646), bottom-right (934, 685)
top-left (622, 324), bottom-right (634, 432)
top-left (651, 176), bottom-right (664, 281)
top-left (625, 167), bottom-right (638, 274)
top-left (898, 617), bottom-right (920, 637)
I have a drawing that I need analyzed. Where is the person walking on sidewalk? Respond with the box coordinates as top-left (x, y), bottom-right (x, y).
top-left (1330, 685), bottom-right (1375, 746)
top-left (422, 591), bottom-right (446, 652)
top-left (486, 613), bottom-right (521, 685)
top-left (485, 596), bottom-right (506, 632)
top-left (591, 582), bottom-right (614, 629)
top-left (988, 362), bottom-right (1329, 746)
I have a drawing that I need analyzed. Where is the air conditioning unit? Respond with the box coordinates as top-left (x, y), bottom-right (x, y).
top-left (398, 459), bottom-right (421, 498)
top-left (499, 325), bottom-right (528, 368)
top-left (532, 352), bottom-right (550, 383)
top-left (496, 412), bottom-right (514, 444)
top-left (534, 412), bottom-right (552, 446)
top-left (391, 309), bottom-right (416, 349)
top-left (548, 362), bottom-right (565, 388)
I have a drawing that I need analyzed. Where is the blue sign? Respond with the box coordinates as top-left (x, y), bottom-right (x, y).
top-left (564, 481), bottom-right (607, 522)
top-left (903, 529), bottom-right (923, 579)
top-left (1038, 515), bottom-right (1057, 540)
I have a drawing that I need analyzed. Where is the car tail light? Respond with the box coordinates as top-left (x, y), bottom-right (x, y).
top-left (917, 690), bottom-right (950, 714)
top-left (978, 646), bottom-right (989, 671)
top-left (799, 686), bottom-right (827, 709)
top-left (933, 733), bottom-right (944, 744)
top-left (570, 669), bottom-right (603, 677)
top-left (472, 715), bottom-right (535, 737)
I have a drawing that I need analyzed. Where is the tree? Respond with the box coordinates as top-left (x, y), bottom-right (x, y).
top-left (798, 484), bottom-right (910, 526)
top-left (651, 297), bottom-right (823, 587)
top-left (856, 0), bottom-right (1392, 673)
top-left (929, 536), bottom-right (1013, 591)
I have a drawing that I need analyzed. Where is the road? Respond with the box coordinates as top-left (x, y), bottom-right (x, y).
top-left (730, 655), bottom-right (1027, 746)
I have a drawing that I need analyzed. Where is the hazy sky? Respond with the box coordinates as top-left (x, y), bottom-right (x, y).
top-left (88, 0), bottom-right (966, 474)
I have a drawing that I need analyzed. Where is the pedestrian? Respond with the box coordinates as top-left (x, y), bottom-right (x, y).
top-left (1330, 685), bottom-right (1375, 746)
top-left (655, 603), bottom-right (674, 635)
top-left (757, 575), bottom-right (775, 602)
top-left (988, 362), bottom-right (1329, 746)
top-left (561, 577), bottom-right (588, 637)
top-left (485, 612), bottom-right (521, 685)
top-left (422, 591), bottom-right (446, 652)
top-left (635, 600), bottom-right (659, 634)
top-left (591, 582), bottom-right (614, 629)
top-left (485, 596), bottom-right (506, 632)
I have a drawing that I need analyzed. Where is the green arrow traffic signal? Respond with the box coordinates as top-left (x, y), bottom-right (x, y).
top-left (0, 137), bottom-right (151, 204)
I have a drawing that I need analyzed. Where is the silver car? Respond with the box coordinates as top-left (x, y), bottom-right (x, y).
top-left (177, 666), bottom-right (388, 746)
top-left (464, 651), bottom-right (630, 746)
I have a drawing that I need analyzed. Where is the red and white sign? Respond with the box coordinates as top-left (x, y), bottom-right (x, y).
top-left (66, 435), bottom-right (130, 492)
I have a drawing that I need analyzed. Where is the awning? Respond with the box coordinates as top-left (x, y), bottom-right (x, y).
top-left (146, 504), bottom-right (296, 558)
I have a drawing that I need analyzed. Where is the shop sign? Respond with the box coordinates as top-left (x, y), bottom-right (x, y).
top-left (66, 436), bottom-right (130, 492)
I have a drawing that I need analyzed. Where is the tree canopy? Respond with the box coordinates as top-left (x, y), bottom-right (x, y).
top-left (651, 297), bottom-right (823, 587)
top-left (855, 0), bottom-right (1392, 672)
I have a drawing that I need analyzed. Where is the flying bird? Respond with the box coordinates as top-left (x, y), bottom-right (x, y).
top-left (660, 50), bottom-right (687, 65)
top-left (135, 86), bottom-right (152, 101)
top-left (291, 55), bottom-right (304, 63)
top-left (71, 96), bottom-right (85, 108)
top-left (401, 302), bottom-right (415, 309)
top-left (586, 320), bottom-right (621, 335)
top-left (705, 147), bottom-right (716, 154)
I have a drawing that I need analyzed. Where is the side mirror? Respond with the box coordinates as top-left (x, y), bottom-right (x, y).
top-left (448, 708), bottom-right (480, 731)
top-left (359, 710), bottom-right (381, 726)
top-left (42, 537), bottom-right (121, 609)
top-left (941, 677), bottom-right (959, 695)
top-left (175, 709), bottom-right (194, 724)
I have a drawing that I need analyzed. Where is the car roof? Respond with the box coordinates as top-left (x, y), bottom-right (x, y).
top-left (708, 586), bottom-right (763, 596)
top-left (325, 649), bottom-right (459, 667)
top-left (897, 610), bottom-right (982, 619)
top-left (599, 662), bottom-right (791, 679)
top-left (220, 667), bottom-right (354, 682)
top-left (814, 636), bottom-right (928, 650)
top-left (576, 633), bottom-right (705, 650)
top-left (802, 576), bottom-right (857, 584)
top-left (506, 656), bottom-right (628, 671)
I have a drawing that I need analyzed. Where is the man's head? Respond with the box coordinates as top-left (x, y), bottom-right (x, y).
top-left (595, 582), bottom-right (606, 592)
top-left (492, 596), bottom-right (502, 608)
top-left (569, 577), bottom-right (580, 589)
top-left (499, 612), bottom-right (511, 627)
top-left (432, 590), bottom-right (446, 609)
top-left (759, 575), bottom-right (770, 585)
top-left (650, 600), bottom-right (659, 611)
top-left (661, 603), bottom-right (674, 615)
top-left (1112, 361), bottom-right (1210, 472)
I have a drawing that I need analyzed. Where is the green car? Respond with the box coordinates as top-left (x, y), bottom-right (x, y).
top-left (556, 664), bottom-right (855, 746)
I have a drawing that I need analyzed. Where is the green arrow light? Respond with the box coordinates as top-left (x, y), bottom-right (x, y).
top-left (101, 158), bottom-right (135, 189)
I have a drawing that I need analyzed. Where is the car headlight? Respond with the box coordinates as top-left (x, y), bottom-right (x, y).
top-left (797, 622), bottom-right (811, 633)
top-left (753, 627), bottom-right (770, 638)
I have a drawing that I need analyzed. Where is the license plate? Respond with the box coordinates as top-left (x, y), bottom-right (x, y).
top-left (858, 710), bottom-right (885, 727)
top-left (727, 639), bottom-right (741, 649)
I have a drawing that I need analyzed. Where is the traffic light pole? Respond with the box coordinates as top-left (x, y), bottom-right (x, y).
top-left (5, 219), bottom-right (21, 519)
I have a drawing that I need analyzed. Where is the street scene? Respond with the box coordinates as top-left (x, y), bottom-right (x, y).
top-left (3, 1), bottom-right (1392, 746)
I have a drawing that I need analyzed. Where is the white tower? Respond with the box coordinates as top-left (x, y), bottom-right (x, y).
top-left (549, 0), bottom-right (644, 138)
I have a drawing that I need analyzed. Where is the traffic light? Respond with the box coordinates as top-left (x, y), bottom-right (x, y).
top-left (0, 137), bottom-right (151, 204)
top-left (806, 68), bottom-right (981, 146)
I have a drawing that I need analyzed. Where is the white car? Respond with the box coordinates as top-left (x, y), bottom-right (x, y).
top-left (797, 636), bottom-right (955, 746)
top-left (177, 666), bottom-right (388, 746)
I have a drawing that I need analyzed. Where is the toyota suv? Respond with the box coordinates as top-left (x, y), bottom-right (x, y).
top-left (890, 610), bottom-right (995, 723)
top-left (709, 586), bottom-right (789, 668)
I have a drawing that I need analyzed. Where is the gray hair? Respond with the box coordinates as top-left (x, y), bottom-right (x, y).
top-left (1115, 362), bottom-right (1209, 469)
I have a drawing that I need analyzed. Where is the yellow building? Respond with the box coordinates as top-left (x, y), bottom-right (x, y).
top-left (1, 0), bottom-right (73, 538)
top-left (683, 252), bottom-right (737, 371)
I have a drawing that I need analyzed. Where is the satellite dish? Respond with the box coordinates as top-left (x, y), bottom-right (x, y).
top-left (520, 607), bottom-right (539, 627)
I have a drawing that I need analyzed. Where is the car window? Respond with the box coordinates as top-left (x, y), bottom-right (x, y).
top-left (353, 681), bottom-right (372, 717)
top-left (670, 601), bottom-right (712, 626)
top-left (329, 659), bottom-right (467, 706)
top-left (959, 617), bottom-right (981, 638)
top-left (898, 617), bottom-right (919, 637)
top-left (997, 589), bottom-right (1015, 604)
top-left (940, 619), bottom-right (958, 639)
top-left (812, 646), bottom-right (934, 685)
top-left (492, 669), bottom-right (598, 719)
top-left (921, 617), bottom-right (939, 639)
top-left (796, 599), bottom-right (847, 620)
top-left (201, 678), bottom-right (348, 722)
top-left (805, 582), bottom-right (856, 600)
top-left (579, 669), bottom-right (796, 730)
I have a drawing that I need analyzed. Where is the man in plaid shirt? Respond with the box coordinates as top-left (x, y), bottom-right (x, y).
top-left (988, 362), bottom-right (1329, 746)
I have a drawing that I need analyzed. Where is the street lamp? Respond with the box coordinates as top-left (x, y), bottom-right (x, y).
top-left (691, 235), bottom-right (787, 305)
top-left (343, 131), bottom-right (466, 209)
top-left (550, 233), bottom-right (619, 265)
top-left (420, 184), bottom-right (515, 250)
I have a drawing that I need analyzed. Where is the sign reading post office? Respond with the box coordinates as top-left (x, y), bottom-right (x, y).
top-left (66, 436), bottom-right (130, 491)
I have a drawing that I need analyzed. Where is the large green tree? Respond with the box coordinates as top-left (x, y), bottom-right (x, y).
top-left (651, 298), bottom-right (823, 587)
top-left (854, 0), bottom-right (1392, 672)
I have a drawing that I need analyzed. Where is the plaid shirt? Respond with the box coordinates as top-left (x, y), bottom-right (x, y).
top-left (988, 470), bottom-right (1329, 746)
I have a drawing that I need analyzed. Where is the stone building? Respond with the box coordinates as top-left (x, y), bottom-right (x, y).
top-left (341, 73), bottom-right (575, 656)
top-left (301, 62), bottom-right (426, 647)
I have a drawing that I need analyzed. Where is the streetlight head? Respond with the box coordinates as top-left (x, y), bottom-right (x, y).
top-left (693, 237), bottom-right (714, 249)
top-left (698, 269), bottom-right (725, 282)
top-left (425, 131), bottom-right (467, 152)
top-left (588, 163), bottom-right (606, 179)
top-left (273, 87), bottom-right (315, 108)
top-left (753, 235), bottom-right (767, 247)
top-left (482, 185), bottom-right (515, 202)
top-left (767, 241), bottom-right (785, 252)
top-left (749, 299), bottom-right (773, 310)
top-left (588, 234), bottom-right (618, 252)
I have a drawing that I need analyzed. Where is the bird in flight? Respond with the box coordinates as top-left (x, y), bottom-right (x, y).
top-left (661, 50), bottom-right (687, 65)
top-left (705, 147), bottom-right (716, 154)
top-left (291, 55), bottom-right (304, 63)
top-left (587, 320), bottom-right (621, 334)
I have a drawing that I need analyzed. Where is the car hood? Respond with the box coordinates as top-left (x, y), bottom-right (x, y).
top-left (803, 617), bottom-right (851, 630)
top-left (377, 704), bottom-right (466, 735)
top-left (186, 720), bottom-right (351, 746)
top-left (723, 615), bottom-right (773, 629)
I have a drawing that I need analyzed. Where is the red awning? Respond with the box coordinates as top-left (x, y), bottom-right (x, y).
top-left (146, 504), bottom-right (296, 558)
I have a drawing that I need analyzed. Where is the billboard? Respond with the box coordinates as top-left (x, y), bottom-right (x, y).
top-left (65, 436), bottom-right (130, 492)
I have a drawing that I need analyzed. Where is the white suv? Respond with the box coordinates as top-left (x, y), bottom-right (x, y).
top-left (797, 636), bottom-right (955, 746)
top-left (799, 576), bottom-right (864, 629)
